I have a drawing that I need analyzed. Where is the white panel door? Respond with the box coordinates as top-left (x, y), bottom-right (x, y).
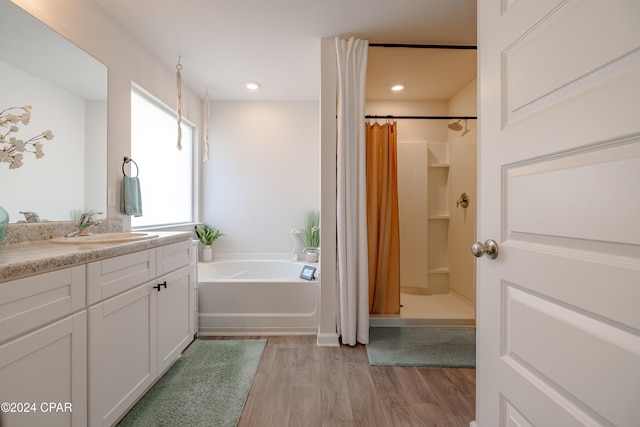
top-left (476, 0), bottom-right (640, 426)
top-left (156, 265), bottom-right (192, 374)
top-left (88, 283), bottom-right (157, 427)
top-left (0, 312), bottom-right (86, 427)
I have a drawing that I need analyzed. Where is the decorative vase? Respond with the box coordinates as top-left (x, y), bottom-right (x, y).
top-left (202, 245), bottom-right (213, 262)
top-left (0, 205), bottom-right (8, 246)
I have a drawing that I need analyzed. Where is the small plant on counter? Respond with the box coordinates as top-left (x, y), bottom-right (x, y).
top-left (194, 224), bottom-right (224, 246)
top-left (303, 210), bottom-right (320, 248)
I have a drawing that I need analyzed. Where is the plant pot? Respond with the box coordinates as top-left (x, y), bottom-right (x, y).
top-left (202, 245), bottom-right (213, 262)
top-left (305, 251), bottom-right (318, 263)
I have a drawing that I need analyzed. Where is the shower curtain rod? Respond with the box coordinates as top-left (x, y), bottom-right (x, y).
top-left (365, 115), bottom-right (477, 120)
top-left (369, 43), bottom-right (477, 50)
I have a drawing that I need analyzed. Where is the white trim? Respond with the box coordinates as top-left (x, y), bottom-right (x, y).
top-left (316, 331), bottom-right (340, 347)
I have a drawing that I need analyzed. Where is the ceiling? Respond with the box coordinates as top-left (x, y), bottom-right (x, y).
top-left (94, 0), bottom-right (477, 101)
top-left (366, 46), bottom-right (476, 101)
top-left (2, 1), bottom-right (107, 100)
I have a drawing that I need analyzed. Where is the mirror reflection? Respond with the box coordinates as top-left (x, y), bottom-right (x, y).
top-left (0, 1), bottom-right (107, 223)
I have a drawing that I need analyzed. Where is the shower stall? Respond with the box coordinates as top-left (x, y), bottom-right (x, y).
top-left (365, 44), bottom-right (477, 326)
top-left (365, 112), bottom-right (477, 327)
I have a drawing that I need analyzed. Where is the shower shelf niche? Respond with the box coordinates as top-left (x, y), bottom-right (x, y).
top-left (428, 214), bottom-right (450, 220)
top-left (427, 141), bottom-right (450, 295)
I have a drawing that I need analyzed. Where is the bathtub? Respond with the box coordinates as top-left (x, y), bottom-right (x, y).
top-left (197, 259), bottom-right (319, 335)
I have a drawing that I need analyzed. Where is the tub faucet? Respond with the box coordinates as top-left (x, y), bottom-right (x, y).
top-left (66, 211), bottom-right (103, 237)
top-left (19, 211), bottom-right (40, 223)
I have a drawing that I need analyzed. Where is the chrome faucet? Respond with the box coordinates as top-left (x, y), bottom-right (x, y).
top-left (19, 211), bottom-right (40, 223)
top-left (66, 211), bottom-right (103, 237)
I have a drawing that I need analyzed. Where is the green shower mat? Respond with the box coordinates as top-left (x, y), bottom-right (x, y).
top-left (366, 326), bottom-right (476, 367)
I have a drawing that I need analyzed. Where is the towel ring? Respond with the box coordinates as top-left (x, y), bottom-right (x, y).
top-left (122, 156), bottom-right (139, 177)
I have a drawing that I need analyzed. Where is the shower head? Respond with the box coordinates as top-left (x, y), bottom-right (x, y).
top-left (448, 120), bottom-right (463, 131)
top-left (461, 119), bottom-right (470, 136)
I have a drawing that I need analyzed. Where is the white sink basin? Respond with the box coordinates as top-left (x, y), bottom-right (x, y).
top-left (51, 232), bottom-right (158, 244)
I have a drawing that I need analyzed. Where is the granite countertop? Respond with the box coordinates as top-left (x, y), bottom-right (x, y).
top-left (0, 231), bottom-right (192, 283)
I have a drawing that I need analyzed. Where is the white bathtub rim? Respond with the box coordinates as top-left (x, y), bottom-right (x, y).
top-left (198, 258), bottom-right (320, 282)
top-left (206, 252), bottom-right (306, 261)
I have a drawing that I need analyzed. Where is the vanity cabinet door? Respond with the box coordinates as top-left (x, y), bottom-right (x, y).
top-left (0, 311), bottom-right (87, 427)
top-left (156, 265), bottom-right (192, 374)
top-left (88, 282), bottom-right (157, 427)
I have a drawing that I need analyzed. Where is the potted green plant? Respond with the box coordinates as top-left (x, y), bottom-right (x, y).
top-left (194, 225), bottom-right (224, 262)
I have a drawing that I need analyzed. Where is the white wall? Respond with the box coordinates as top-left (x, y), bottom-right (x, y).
top-left (203, 101), bottom-right (320, 256)
top-left (0, 60), bottom-right (86, 221)
top-left (448, 78), bottom-right (477, 302)
top-left (85, 101), bottom-right (108, 216)
top-left (13, 0), bottom-right (202, 227)
top-left (317, 38), bottom-right (339, 346)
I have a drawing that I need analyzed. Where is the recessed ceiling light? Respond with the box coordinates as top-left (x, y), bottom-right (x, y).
top-left (391, 84), bottom-right (404, 91)
top-left (244, 81), bottom-right (261, 91)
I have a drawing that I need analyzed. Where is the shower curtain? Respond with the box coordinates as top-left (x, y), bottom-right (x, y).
top-left (366, 122), bottom-right (401, 314)
top-left (335, 36), bottom-right (369, 346)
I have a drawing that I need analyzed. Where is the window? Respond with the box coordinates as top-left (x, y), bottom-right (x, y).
top-left (130, 86), bottom-right (196, 228)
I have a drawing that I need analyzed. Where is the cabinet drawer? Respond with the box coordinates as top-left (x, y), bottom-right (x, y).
top-left (0, 266), bottom-right (85, 344)
top-left (87, 249), bottom-right (156, 305)
top-left (156, 240), bottom-right (190, 276)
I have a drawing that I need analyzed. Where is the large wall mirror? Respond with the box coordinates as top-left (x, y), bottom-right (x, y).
top-left (0, 1), bottom-right (107, 223)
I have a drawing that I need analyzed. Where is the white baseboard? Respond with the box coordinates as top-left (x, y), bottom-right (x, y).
top-left (316, 332), bottom-right (339, 347)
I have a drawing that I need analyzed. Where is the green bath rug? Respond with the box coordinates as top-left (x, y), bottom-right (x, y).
top-left (118, 339), bottom-right (266, 427)
top-left (366, 326), bottom-right (476, 368)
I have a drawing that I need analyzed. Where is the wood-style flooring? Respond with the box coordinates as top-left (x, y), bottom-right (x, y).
top-left (201, 335), bottom-right (475, 427)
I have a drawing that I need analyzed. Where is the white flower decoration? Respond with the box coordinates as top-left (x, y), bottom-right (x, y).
top-left (0, 106), bottom-right (54, 169)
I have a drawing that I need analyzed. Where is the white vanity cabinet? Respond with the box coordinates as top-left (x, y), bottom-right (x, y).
top-left (0, 266), bottom-right (87, 427)
top-left (0, 234), bottom-right (193, 427)
top-left (87, 240), bottom-right (193, 426)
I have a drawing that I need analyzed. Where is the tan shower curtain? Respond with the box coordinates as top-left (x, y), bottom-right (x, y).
top-left (366, 121), bottom-right (400, 314)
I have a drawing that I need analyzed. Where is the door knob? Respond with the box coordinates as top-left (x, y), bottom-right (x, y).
top-left (471, 239), bottom-right (499, 259)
